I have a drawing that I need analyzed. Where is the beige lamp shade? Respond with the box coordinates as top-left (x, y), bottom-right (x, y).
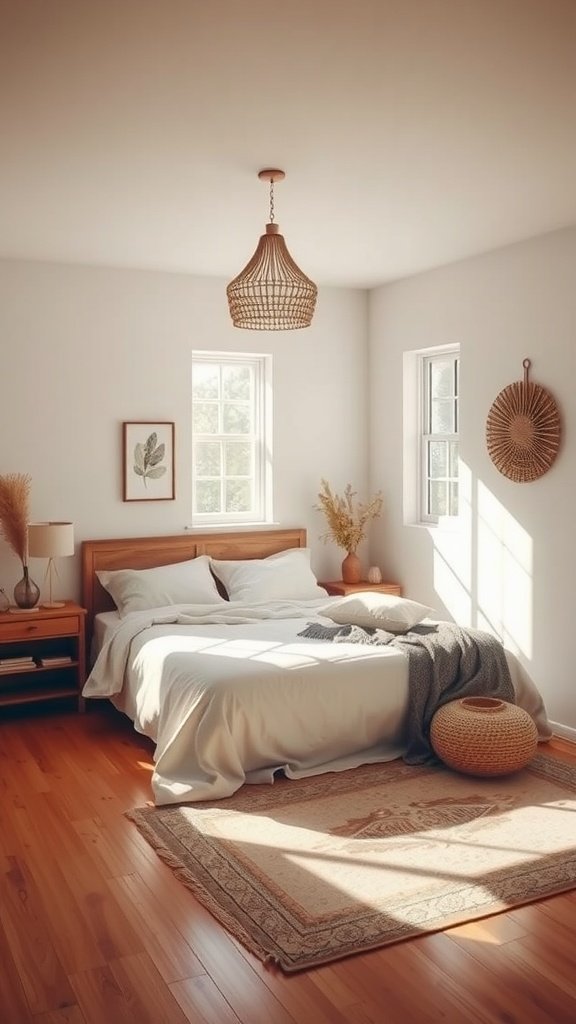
top-left (28, 522), bottom-right (75, 558)
top-left (27, 522), bottom-right (74, 607)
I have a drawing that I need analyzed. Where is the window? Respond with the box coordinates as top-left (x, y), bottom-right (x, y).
top-left (191, 352), bottom-right (272, 525)
top-left (420, 349), bottom-right (459, 523)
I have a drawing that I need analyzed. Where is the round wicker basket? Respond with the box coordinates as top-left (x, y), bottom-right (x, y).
top-left (430, 697), bottom-right (538, 777)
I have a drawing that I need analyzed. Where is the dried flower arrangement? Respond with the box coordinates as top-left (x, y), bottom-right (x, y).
top-left (315, 479), bottom-right (383, 554)
top-left (0, 473), bottom-right (32, 567)
top-left (0, 473), bottom-right (41, 609)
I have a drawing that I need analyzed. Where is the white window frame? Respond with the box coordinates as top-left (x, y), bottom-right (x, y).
top-left (191, 351), bottom-right (273, 526)
top-left (419, 347), bottom-right (460, 525)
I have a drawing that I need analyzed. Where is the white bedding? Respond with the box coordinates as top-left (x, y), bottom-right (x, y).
top-left (84, 600), bottom-right (552, 805)
top-left (91, 610), bottom-right (121, 664)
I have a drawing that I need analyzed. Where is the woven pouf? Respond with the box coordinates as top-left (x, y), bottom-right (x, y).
top-left (430, 696), bottom-right (538, 777)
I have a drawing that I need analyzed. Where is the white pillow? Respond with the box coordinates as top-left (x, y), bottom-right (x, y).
top-left (96, 555), bottom-right (225, 617)
top-left (319, 591), bottom-right (434, 633)
top-left (210, 548), bottom-right (327, 603)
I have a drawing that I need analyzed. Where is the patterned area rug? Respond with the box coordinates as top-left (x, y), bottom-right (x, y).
top-left (127, 753), bottom-right (576, 972)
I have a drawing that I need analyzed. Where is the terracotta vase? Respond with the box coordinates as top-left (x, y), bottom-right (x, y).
top-left (341, 551), bottom-right (362, 584)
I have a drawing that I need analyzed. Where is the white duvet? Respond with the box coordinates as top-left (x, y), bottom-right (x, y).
top-left (83, 600), bottom-right (552, 805)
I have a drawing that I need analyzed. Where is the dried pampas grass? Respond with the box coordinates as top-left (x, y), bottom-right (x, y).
top-left (0, 473), bottom-right (32, 566)
top-left (315, 479), bottom-right (383, 553)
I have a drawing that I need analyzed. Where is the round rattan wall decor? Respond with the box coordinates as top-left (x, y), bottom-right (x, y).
top-left (486, 359), bottom-right (561, 482)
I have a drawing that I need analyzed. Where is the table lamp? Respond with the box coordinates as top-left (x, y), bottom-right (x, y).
top-left (27, 521), bottom-right (74, 608)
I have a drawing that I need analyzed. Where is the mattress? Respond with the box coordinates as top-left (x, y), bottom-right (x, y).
top-left (92, 610), bottom-right (121, 664)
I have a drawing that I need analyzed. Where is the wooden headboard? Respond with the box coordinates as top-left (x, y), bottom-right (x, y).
top-left (81, 528), bottom-right (306, 652)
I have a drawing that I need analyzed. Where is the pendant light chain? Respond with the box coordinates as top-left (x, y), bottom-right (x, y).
top-left (269, 178), bottom-right (275, 224)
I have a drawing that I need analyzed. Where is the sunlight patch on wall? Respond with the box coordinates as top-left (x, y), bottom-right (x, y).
top-left (476, 481), bottom-right (533, 658)
top-left (431, 460), bottom-right (472, 625)
top-left (429, 462), bottom-right (533, 659)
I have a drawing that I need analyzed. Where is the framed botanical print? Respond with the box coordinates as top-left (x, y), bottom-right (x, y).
top-left (123, 421), bottom-right (175, 501)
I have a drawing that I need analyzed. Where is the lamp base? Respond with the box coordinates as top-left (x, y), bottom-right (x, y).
top-left (41, 601), bottom-right (66, 609)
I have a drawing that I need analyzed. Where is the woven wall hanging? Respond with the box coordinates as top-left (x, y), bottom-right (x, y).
top-left (485, 359), bottom-right (561, 482)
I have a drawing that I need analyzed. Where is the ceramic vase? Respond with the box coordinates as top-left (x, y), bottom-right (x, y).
top-left (341, 551), bottom-right (362, 583)
top-left (367, 565), bottom-right (382, 584)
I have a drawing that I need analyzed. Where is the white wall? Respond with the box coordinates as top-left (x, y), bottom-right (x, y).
top-left (368, 227), bottom-right (576, 733)
top-left (4, 234), bottom-right (573, 732)
top-left (0, 258), bottom-right (369, 600)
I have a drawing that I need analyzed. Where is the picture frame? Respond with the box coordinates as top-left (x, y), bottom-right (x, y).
top-left (123, 421), bottom-right (175, 501)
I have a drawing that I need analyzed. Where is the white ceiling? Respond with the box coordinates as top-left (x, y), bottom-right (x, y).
top-left (1, 0), bottom-right (575, 289)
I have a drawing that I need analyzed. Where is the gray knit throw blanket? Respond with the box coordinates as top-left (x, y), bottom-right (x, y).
top-left (297, 621), bottom-right (515, 764)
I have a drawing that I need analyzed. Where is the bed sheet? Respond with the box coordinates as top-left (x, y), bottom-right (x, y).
top-left (92, 610), bottom-right (121, 665)
top-left (83, 601), bottom-right (552, 806)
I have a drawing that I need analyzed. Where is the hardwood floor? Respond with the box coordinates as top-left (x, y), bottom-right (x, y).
top-left (1, 704), bottom-right (575, 1023)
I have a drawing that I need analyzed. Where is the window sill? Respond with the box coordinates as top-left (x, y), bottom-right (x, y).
top-left (185, 522), bottom-right (281, 532)
top-left (406, 518), bottom-right (463, 534)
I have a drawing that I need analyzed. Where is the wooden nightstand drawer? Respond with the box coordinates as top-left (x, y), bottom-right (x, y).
top-left (0, 615), bottom-right (80, 643)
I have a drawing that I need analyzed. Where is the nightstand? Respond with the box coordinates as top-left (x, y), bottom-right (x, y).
top-left (0, 602), bottom-right (87, 713)
top-left (319, 581), bottom-right (402, 597)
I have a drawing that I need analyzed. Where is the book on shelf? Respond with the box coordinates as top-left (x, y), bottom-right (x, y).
top-left (0, 663), bottom-right (36, 673)
top-left (0, 656), bottom-right (36, 666)
top-left (38, 655), bottom-right (73, 667)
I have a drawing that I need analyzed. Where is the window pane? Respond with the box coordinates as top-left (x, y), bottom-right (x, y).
top-left (194, 441), bottom-right (221, 476)
top-left (428, 441), bottom-right (447, 478)
top-left (223, 364), bottom-right (251, 401)
top-left (223, 403), bottom-right (251, 434)
top-left (192, 352), bottom-right (270, 525)
top-left (193, 402), bottom-right (219, 434)
top-left (429, 480), bottom-right (447, 517)
top-left (194, 479), bottom-right (221, 514)
top-left (224, 441), bottom-right (251, 476)
top-left (430, 359), bottom-right (455, 399)
top-left (225, 479), bottom-right (251, 513)
top-left (431, 398), bottom-right (455, 434)
top-left (192, 364), bottom-right (219, 400)
top-left (420, 351), bottom-right (459, 522)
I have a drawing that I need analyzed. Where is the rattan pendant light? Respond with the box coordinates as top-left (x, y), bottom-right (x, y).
top-left (227, 169), bottom-right (317, 330)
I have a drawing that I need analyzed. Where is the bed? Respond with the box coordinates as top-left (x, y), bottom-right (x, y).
top-left (81, 529), bottom-right (552, 805)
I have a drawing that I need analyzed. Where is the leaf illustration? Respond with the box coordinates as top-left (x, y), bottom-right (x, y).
top-left (144, 433), bottom-right (158, 459)
top-left (147, 444), bottom-right (165, 467)
top-left (134, 443), bottom-right (145, 471)
top-left (132, 429), bottom-right (169, 489)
